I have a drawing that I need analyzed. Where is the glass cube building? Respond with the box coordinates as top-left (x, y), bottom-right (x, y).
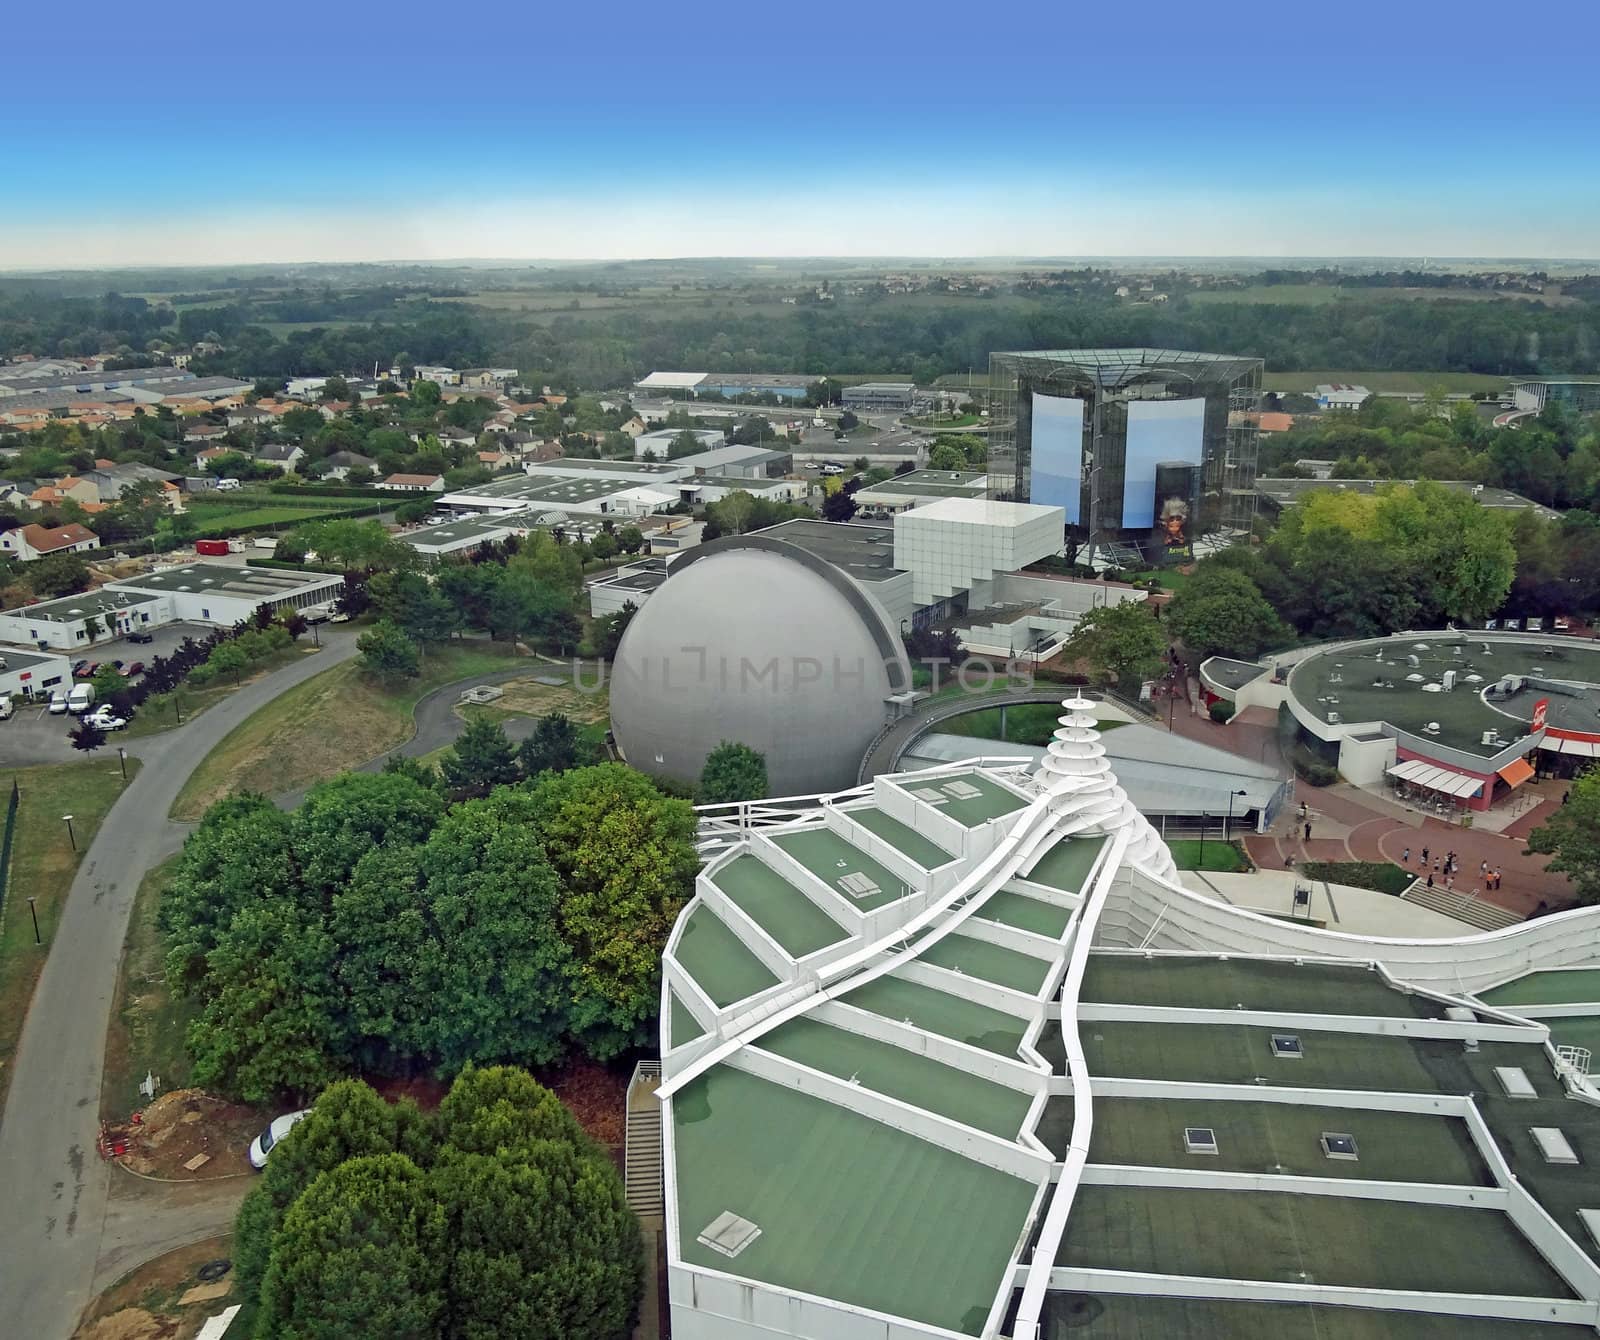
top-left (987, 348), bottom-right (1263, 566)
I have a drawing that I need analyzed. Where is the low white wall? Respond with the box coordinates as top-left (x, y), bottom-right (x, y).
top-left (671, 1266), bottom-right (960, 1340)
top-left (897, 958), bottom-right (1042, 1014)
top-left (1075, 1001), bottom-right (1546, 1044)
top-left (814, 999), bottom-right (1043, 1089)
top-left (1079, 1163), bottom-right (1502, 1209)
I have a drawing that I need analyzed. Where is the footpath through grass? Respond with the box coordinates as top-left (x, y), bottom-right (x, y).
top-left (102, 856), bottom-right (193, 1120)
top-left (171, 640), bottom-right (522, 819)
top-left (0, 757), bottom-right (139, 1109)
top-left (1168, 839), bottom-right (1251, 873)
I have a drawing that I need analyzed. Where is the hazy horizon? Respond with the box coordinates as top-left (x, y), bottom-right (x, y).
top-left (4, 0), bottom-right (1596, 269)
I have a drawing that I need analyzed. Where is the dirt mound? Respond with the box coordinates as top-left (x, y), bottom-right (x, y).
top-left (121, 1090), bottom-right (260, 1179)
top-left (77, 1308), bottom-right (178, 1340)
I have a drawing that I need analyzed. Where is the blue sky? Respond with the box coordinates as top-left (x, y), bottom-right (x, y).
top-left (3, 0), bottom-right (1597, 266)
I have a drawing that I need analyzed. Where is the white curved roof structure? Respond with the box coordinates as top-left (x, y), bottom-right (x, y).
top-left (660, 698), bottom-right (1600, 1339)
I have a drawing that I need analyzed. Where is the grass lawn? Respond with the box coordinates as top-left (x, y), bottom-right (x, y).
top-left (938, 702), bottom-right (1125, 747)
top-left (1126, 568), bottom-right (1192, 591)
top-left (172, 641), bottom-right (523, 819)
top-left (0, 757), bottom-right (139, 1109)
top-left (123, 644), bottom-right (320, 739)
top-left (101, 856), bottom-right (194, 1120)
top-left (1300, 860), bottom-right (1413, 895)
top-left (1167, 839), bottom-right (1251, 873)
top-left (185, 494), bottom-right (381, 537)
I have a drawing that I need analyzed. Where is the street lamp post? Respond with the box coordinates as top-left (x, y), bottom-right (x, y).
top-left (1198, 813), bottom-right (1208, 867)
top-left (1225, 788), bottom-right (1248, 842)
top-left (116, 746), bottom-right (127, 782)
top-left (62, 814), bottom-right (75, 851)
top-left (27, 896), bottom-right (40, 945)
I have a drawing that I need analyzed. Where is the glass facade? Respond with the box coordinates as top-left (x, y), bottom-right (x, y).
top-left (987, 348), bottom-right (1263, 565)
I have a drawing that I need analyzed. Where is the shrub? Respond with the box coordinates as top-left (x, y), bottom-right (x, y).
top-left (1291, 748), bottom-right (1338, 787)
top-left (1208, 700), bottom-right (1236, 724)
top-left (1300, 862), bottom-right (1413, 895)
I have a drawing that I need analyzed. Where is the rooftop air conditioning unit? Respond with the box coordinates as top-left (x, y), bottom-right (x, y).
top-left (1424, 721), bottom-right (1441, 735)
top-left (1326, 711), bottom-right (1341, 724)
top-left (1481, 730), bottom-right (1497, 746)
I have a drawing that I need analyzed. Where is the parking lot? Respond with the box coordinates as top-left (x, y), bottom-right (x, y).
top-left (0, 622), bottom-right (217, 766)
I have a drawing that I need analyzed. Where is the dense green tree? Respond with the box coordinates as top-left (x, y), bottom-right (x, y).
top-left (26, 550), bottom-right (90, 597)
top-left (257, 1153), bottom-right (447, 1340)
top-left (1061, 599), bottom-right (1167, 692)
top-left (69, 718), bottom-right (107, 752)
top-left (524, 765), bottom-right (697, 1057)
top-left (698, 740), bottom-right (769, 804)
top-left (1527, 771), bottom-right (1600, 906)
top-left (1278, 531), bottom-right (1419, 639)
top-left (235, 1080), bottom-right (428, 1297)
top-left (292, 771), bottom-right (444, 897)
top-left (517, 712), bottom-right (579, 776)
top-left (183, 899), bottom-right (345, 1105)
top-left (410, 794), bottom-right (575, 1071)
top-left (358, 618), bottom-right (421, 681)
top-left (1166, 566), bottom-right (1288, 662)
top-left (591, 601), bottom-right (636, 660)
top-left (411, 379), bottom-right (442, 407)
top-left (439, 716), bottom-right (520, 798)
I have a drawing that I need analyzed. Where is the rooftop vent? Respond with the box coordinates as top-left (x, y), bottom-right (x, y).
top-left (697, 1210), bottom-right (762, 1258)
top-left (1495, 1066), bottom-right (1537, 1099)
top-left (1320, 1132), bottom-right (1359, 1161)
top-left (1183, 1127), bottom-right (1218, 1155)
top-left (1270, 1034), bottom-right (1303, 1059)
top-left (1423, 722), bottom-right (1441, 736)
top-left (1530, 1127), bottom-right (1580, 1166)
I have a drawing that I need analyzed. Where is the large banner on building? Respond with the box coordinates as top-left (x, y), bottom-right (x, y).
top-left (1123, 398), bottom-right (1205, 528)
top-left (1030, 392), bottom-right (1085, 523)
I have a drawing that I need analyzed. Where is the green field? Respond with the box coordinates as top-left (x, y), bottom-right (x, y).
top-left (1167, 839), bottom-right (1251, 872)
top-left (937, 702), bottom-right (1125, 747)
top-left (184, 493), bottom-right (380, 537)
top-left (0, 758), bottom-right (139, 1108)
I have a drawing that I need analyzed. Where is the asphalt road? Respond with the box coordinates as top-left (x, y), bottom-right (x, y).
top-left (0, 626), bottom-right (361, 1340)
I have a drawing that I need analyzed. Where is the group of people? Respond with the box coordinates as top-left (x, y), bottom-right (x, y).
top-left (1400, 844), bottom-right (1502, 895)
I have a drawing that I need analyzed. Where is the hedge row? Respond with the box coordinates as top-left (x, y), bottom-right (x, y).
top-left (245, 556), bottom-right (347, 575)
top-left (266, 482), bottom-right (390, 501)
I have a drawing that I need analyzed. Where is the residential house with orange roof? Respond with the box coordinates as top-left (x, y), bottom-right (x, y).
top-left (0, 521), bottom-right (101, 562)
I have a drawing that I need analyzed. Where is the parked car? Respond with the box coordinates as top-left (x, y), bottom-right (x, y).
top-left (248, 1109), bottom-right (313, 1169)
top-left (126, 630), bottom-right (154, 644)
top-left (86, 710), bottom-right (127, 732)
top-left (71, 659), bottom-right (89, 677)
top-left (122, 661), bottom-right (145, 677)
top-left (329, 611), bottom-right (352, 624)
top-left (48, 691), bottom-right (69, 715)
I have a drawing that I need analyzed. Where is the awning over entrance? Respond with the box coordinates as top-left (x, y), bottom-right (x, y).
top-left (1541, 736), bottom-right (1600, 758)
top-left (1497, 757), bottom-right (1536, 789)
top-left (1386, 758), bottom-right (1484, 799)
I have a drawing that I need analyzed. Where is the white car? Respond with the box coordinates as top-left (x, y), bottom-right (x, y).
top-left (86, 710), bottom-right (127, 731)
top-left (248, 1108), bottom-right (312, 1169)
top-left (328, 611), bottom-right (352, 623)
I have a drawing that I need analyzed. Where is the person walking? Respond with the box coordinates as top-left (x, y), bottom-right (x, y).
top-left (1480, 859), bottom-right (1489, 878)
top-left (1426, 872), bottom-right (1435, 890)
top-left (1403, 846), bottom-right (1411, 865)
top-left (1422, 846), bottom-right (1430, 866)
top-left (1304, 821), bottom-right (1312, 842)
top-left (1493, 868), bottom-right (1502, 890)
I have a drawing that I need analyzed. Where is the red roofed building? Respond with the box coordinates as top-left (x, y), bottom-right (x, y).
top-left (0, 522), bottom-right (102, 562)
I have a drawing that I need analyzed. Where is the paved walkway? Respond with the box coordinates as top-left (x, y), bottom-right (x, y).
top-left (0, 629), bottom-right (360, 1340)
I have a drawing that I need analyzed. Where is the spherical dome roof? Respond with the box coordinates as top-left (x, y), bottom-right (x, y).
top-left (610, 537), bottom-right (911, 796)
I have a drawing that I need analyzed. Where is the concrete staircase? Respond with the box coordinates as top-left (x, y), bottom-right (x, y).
top-left (625, 1061), bottom-right (664, 1217)
top-left (1401, 880), bottom-right (1523, 932)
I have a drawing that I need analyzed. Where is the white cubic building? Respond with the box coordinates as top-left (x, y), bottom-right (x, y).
top-left (893, 496), bottom-right (1064, 607)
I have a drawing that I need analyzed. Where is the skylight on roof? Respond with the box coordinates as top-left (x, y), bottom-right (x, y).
top-left (1320, 1132), bottom-right (1359, 1161)
top-left (1183, 1127), bottom-right (1218, 1155)
top-left (697, 1211), bottom-right (761, 1258)
top-left (1270, 1034), bottom-right (1303, 1059)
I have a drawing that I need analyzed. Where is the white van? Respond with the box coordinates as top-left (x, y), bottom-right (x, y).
top-left (0, 694), bottom-right (13, 720)
top-left (215, 478), bottom-right (243, 492)
top-left (67, 683), bottom-right (95, 714)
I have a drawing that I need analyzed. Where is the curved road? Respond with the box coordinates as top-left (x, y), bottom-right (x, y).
top-left (0, 627), bottom-right (362, 1340)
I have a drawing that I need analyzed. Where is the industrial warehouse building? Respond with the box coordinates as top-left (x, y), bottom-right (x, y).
top-left (0, 564), bottom-right (345, 650)
top-left (657, 698), bottom-right (1600, 1339)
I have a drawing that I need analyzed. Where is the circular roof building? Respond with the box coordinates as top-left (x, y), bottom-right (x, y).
top-left (610, 535), bottom-right (913, 796)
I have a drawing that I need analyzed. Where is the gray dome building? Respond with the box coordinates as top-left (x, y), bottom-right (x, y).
top-left (609, 535), bottom-right (913, 796)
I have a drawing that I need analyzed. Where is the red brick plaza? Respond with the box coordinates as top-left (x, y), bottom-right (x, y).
top-left (1161, 698), bottom-right (1576, 919)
